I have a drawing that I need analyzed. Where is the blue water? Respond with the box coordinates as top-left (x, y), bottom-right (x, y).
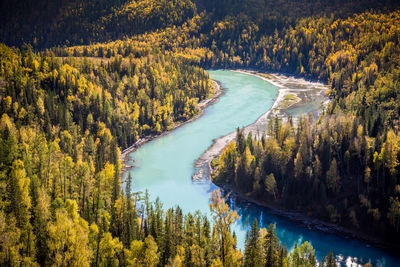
top-left (126, 70), bottom-right (400, 266)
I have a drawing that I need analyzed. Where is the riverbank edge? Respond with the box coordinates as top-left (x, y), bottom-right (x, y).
top-left (193, 69), bottom-right (328, 181)
top-left (200, 70), bottom-right (400, 255)
top-left (231, 69), bottom-right (329, 113)
top-left (216, 181), bottom-right (400, 255)
top-left (120, 80), bottom-right (224, 171)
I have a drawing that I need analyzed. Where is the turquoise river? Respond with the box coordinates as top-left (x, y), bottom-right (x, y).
top-left (126, 70), bottom-right (400, 266)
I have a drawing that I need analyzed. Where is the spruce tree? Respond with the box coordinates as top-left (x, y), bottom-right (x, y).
top-left (244, 218), bottom-right (261, 267)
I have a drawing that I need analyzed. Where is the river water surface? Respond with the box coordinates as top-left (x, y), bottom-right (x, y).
top-left (126, 70), bottom-right (400, 266)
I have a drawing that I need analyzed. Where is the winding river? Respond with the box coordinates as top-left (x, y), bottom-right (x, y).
top-left (125, 70), bottom-right (400, 266)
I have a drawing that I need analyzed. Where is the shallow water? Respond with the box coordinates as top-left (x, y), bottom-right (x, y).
top-left (126, 70), bottom-right (400, 266)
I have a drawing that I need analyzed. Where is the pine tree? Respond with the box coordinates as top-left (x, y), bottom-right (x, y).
top-left (265, 224), bottom-right (280, 267)
top-left (244, 218), bottom-right (261, 267)
top-left (325, 251), bottom-right (336, 267)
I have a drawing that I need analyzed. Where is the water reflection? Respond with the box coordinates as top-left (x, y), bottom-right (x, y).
top-left (225, 192), bottom-right (398, 266)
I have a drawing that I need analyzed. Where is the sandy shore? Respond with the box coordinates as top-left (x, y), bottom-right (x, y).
top-left (120, 80), bottom-right (224, 172)
top-left (192, 69), bottom-right (328, 181)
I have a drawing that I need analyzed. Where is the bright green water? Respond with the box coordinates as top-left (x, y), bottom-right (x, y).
top-left (126, 70), bottom-right (277, 214)
top-left (127, 70), bottom-right (399, 266)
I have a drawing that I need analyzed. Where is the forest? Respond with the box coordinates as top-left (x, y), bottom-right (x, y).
top-left (0, 0), bottom-right (197, 48)
top-left (1, 0), bottom-right (400, 266)
top-left (210, 5), bottom-right (400, 246)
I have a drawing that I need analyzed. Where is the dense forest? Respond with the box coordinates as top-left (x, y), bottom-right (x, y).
top-left (0, 12), bottom-right (329, 267)
top-left (210, 6), bottom-right (400, 246)
top-left (1, 0), bottom-right (400, 265)
top-left (0, 0), bottom-right (196, 48)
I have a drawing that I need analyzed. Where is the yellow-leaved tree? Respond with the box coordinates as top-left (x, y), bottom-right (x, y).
top-left (47, 200), bottom-right (91, 266)
top-left (209, 190), bottom-right (242, 266)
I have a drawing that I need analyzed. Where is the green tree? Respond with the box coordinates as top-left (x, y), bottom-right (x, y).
top-left (244, 218), bottom-right (262, 267)
top-left (325, 251), bottom-right (337, 267)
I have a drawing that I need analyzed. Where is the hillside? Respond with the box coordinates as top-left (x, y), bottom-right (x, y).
top-left (1, 0), bottom-right (400, 265)
top-left (0, 0), bottom-right (196, 48)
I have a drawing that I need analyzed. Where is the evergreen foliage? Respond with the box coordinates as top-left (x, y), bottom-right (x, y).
top-left (1, 0), bottom-right (400, 265)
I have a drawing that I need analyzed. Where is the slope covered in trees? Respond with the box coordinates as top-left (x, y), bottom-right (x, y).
top-left (210, 8), bottom-right (400, 246)
top-left (1, 0), bottom-right (398, 49)
top-left (0, 0), bottom-right (196, 48)
top-left (213, 115), bottom-right (400, 242)
top-left (0, 43), bottom-right (213, 265)
top-left (1, 0), bottom-right (400, 265)
top-left (0, 44), bottom-right (322, 266)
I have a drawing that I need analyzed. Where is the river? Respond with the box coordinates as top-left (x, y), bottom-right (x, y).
top-left (125, 70), bottom-right (400, 266)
